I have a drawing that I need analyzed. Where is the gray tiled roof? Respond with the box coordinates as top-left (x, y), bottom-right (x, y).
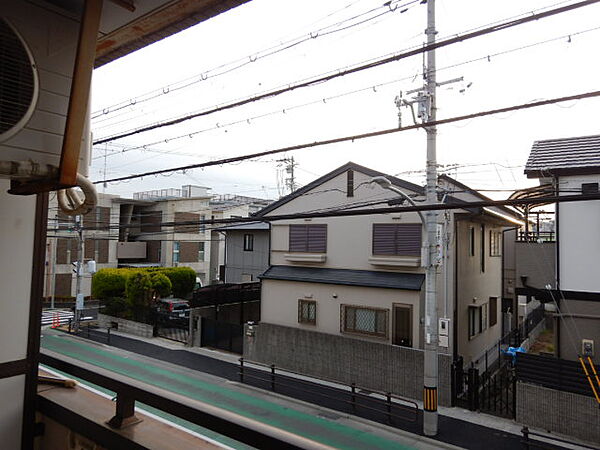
top-left (260, 265), bottom-right (425, 291)
top-left (525, 134), bottom-right (600, 177)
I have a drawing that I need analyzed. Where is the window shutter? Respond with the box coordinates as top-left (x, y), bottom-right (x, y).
top-left (396, 224), bottom-right (421, 255)
top-left (289, 225), bottom-right (308, 252)
top-left (373, 224), bottom-right (421, 256)
top-left (307, 224), bottom-right (327, 252)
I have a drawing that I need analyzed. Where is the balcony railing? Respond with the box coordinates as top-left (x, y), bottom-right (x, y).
top-left (516, 231), bottom-right (555, 243)
top-left (39, 350), bottom-right (320, 449)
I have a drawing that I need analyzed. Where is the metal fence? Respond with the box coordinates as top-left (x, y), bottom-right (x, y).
top-left (238, 358), bottom-right (419, 425)
top-left (515, 352), bottom-right (600, 398)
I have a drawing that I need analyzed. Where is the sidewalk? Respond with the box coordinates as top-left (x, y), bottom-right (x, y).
top-left (50, 327), bottom-right (577, 450)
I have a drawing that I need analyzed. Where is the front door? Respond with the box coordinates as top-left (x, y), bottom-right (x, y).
top-left (393, 304), bottom-right (412, 347)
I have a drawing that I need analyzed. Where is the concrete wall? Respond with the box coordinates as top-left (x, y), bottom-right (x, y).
top-left (556, 299), bottom-right (600, 361)
top-left (515, 242), bottom-right (555, 290)
top-left (261, 279), bottom-right (423, 347)
top-left (245, 323), bottom-right (452, 405)
top-left (225, 230), bottom-right (269, 283)
top-left (97, 313), bottom-right (154, 339)
top-left (517, 382), bottom-right (600, 445)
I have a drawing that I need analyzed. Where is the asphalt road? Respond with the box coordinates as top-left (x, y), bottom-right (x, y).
top-left (49, 328), bottom-right (568, 450)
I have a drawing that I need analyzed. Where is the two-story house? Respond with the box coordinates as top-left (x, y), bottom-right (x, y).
top-left (524, 134), bottom-right (600, 361)
top-left (247, 162), bottom-right (521, 400)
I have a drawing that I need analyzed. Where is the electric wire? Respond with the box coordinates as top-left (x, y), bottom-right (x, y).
top-left (93, 88), bottom-right (600, 185)
top-left (91, 0), bottom-right (422, 120)
top-left (92, 0), bottom-right (600, 146)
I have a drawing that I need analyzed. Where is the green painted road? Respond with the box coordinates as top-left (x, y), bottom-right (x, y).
top-left (41, 333), bottom-right (415, 450)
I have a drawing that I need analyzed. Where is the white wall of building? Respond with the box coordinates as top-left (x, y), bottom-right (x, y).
top-left (261, 279), bottom-right (422, 346)
top-left (558, 174), bottom-right (600, 292)
top-left (0, 180), bottom-right (37, 447)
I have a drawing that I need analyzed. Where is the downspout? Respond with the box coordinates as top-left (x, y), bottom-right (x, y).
top-left (452, 218), bottom-right (459, 359)
top-left (554, 175), bottom-right (561, 358)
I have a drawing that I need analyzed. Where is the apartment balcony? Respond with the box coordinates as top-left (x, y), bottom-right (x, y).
top-left (36, 351), bottom-right (313, 449)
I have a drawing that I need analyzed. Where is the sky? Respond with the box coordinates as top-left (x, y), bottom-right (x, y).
top-left (89, 0), bottom-right (600, 201)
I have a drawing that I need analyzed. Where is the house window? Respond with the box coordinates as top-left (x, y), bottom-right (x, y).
top-left (198, 242), bottom-right (205, 261)
top-left (298, 299), bottom-right (316, 325)
top-left (468, 305), bottom-right (481, 339)
top-left (469, 226), bottom-right (475, 256)
top-left (490, 230), bottom-right (502, 257)
top-left (199, 215), bottom-right (206, 233)
top-left (342, 305), bottom-right (388, 338)
top-left (489, 297), bottom-right (498, 327)
top-left (243, 234), bottom-right (254, 251)
top-left (480, 224), bottom-right (485, 273)
top-left (289, 224), bottom-right (327, 253)
top-left (468, 303), bottom-right (488, 339)
top-left (347, 169), bottom-right (354, 197)
top-left (372, 224), bottom-right (421, 256)
top-left (173, 241), bottom-right (180, 263)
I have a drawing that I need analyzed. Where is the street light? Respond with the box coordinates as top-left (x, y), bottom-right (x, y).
top-left (370, 175), bottom-right (439, 434)
top-left (370, 176), bottom-right (426, 224)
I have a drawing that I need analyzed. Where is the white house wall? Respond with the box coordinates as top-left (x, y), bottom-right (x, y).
top-left (261, 279), bottom-right (422, 346)
top-left (0, 180), bottom-right (36, 447)
top-left (558, 174), bottom-right (600, 292)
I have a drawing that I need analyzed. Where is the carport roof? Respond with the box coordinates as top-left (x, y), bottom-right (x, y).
top-left (260, 265), bottom-right (425, 291)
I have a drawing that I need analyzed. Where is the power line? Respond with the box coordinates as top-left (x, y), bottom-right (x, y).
top-left (93, 88), bottom-right (600, 185)
top-left (77, 192), bottom-right (600, 231)
top-left (91, 0), bottom-right (422, 120)
top-left (92, 0), bottom-right (600, 146)
top-left (92, 23), bottom-right (600, 162)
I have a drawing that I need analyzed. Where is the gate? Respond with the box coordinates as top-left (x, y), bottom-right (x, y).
top-left (452, 356), bottom-right (516, 419)
top-left (201, 317), bottom-right (243, 354)
top-left (155, 312), bottom-right (189, 343)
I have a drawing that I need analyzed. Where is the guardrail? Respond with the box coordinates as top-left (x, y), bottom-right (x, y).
top-left (521, 427), bottom-right (600, 450)
top-left (39, 350), bottom-right (320, 450)
top-left (238, 358), bottom-right (419, 424)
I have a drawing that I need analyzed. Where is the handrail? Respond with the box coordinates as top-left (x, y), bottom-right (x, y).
top-left (521, 427), bottom-right (600, 450)
top-left (238, 358), bottom-right (419, 423)
top-left (39, 350), bottom-right (333, 450)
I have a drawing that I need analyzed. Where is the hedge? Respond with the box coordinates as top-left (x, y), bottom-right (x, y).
top-left (92, 266), bottom-right (196, 300)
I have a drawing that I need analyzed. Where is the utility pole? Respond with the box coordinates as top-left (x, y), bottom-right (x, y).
top-left (74, 215), bottom-right (85, 331)
top-left (277, 156), bottom-right (298, 194)
top-left (423, 0), bottom-right (439, 436)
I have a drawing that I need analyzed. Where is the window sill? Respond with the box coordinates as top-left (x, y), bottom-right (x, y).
top-left (369, 256), bottom-right (420, 267)
top-left (284, 253), bottom-right (326, 263)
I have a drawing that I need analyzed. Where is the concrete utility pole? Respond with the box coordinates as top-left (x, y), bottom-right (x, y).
top-left (277, 156), bottom-right (298, 194)
top-left (423, 0), bottom-right (439, 436)
top-left (74, 215), bottom-right (85, 331)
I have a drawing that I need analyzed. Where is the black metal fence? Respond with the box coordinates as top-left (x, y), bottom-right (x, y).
top-left (515, 352), bottom-right (600, 397)
top-left (516, 231), bottom-right (555, 243)
top-left (155, 311), bottom-right (189, 343)
top-left (238, 358), bottom-right (419, 425)
top-left (201, 317), bottom-right (243, 354)
top-left (451, 303), bottom-right (546, 418)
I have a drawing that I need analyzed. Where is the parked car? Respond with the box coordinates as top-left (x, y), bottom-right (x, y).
top-left (155, 298), bottom-right (190, 319)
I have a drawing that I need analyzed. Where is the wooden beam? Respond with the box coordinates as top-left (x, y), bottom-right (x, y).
top-left (58, 0), bottom-right (103, 187)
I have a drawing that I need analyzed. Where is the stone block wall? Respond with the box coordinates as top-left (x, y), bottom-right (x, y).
top-left (244, 322), bottom-right (452, 405)
top-left (517, 382), bottom-right (600, 444)
top-left (97, 313), bottom-right (154, 339)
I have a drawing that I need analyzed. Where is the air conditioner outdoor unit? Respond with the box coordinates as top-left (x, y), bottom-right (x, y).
top-left (0, 0), bottom-right (96, 212)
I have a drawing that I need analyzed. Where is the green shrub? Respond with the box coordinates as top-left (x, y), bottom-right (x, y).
top-left (92, 269), bottom-right (128, 299)
top-left (102, 297), bottom-right (129, 317)
top-left (162, 267), bottom-right (196, 298)
top-left (125, 271), bottom-right (153, 308)
top-left (150, 272), bottom-right (172, 298)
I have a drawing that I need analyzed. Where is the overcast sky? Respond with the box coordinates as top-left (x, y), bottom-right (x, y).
top-left (89, 0), bottom-right (600, 200)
